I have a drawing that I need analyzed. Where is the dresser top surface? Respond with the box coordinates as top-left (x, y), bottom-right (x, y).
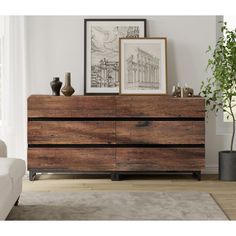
top-left (28, 94), bottom-right (204, 100)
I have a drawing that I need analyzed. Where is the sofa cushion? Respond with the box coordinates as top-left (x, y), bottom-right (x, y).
top-left (0, 158), bottom-right (25, 180)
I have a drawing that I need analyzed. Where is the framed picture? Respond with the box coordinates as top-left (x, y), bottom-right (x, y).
top-left (119, 37), bottom-right (167, 95)
top-left (84, 19), bottom-right (146, 95)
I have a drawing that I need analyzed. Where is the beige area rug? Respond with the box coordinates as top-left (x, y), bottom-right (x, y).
top-left (7, 191), bottom-right (228, 220)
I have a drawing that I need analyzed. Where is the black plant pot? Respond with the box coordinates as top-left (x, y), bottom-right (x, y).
top-left (219, 151), bottom-right (236, 181)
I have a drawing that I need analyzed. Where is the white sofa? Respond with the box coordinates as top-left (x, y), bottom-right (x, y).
top-left (0, 157), bottom-right (25, 220)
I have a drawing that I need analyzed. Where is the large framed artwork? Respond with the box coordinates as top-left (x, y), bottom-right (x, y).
top-left (119, 37), bottom-right (167, 95)
top-left (84, 19), bottom-right (146, 95)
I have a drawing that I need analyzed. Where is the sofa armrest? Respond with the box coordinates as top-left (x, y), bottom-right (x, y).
top-left (0, 158), bottom-right (26, 180)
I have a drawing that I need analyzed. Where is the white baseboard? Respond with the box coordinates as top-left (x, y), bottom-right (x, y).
top-left (203, 165), bottom-right (218, 174)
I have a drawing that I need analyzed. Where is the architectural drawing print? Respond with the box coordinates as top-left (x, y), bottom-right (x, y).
top-left (120, 38), bottom-right (167, 95)
top-left (91, 26), bottom-right (140, 88)
top-left (85, 20), bottom-right (146, 94)
top-left (125, 47), bottom-right (160, 90)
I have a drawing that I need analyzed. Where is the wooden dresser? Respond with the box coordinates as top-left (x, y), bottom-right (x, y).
top-left (27, 95), bottom-right (205, 181)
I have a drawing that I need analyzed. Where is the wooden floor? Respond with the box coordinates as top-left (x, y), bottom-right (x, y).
top-left (23, 174), bottom-right (236, 220)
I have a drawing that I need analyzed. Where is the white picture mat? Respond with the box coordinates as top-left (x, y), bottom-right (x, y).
top-left (120, 38), bottom-right (167, 94)
top-left (86, 21), bottom-right (145, 93)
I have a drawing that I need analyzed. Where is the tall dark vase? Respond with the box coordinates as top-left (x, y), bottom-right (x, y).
top-left (50, 77), bottom-right (62, 96)
top-left (219, 151), bottom-right (236, 181)
top-left (61, 73), bottom-right (75, 96)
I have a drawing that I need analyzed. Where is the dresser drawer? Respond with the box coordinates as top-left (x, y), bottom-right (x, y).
top-left (28, 148), bottom-right (116, 171)
top-left (28, 121), bottom-right (115, 144)
top-left (28, 95), bottom-right (116, 118)
top-left (116, 96), bottom-right (205, 118)
top-left (116, 148), bottom-right (205, 171)
top-left (116, 121), bottom-right (204, 144)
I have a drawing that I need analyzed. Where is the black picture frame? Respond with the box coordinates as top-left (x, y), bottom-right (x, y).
top-left (84, 18), bottom-right (147, 95)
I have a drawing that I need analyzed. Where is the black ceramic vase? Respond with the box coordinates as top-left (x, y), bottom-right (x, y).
top-left (219, 151), bottom-right (236, 181)
top-left (61, 72), bottom-right (75, 96)
top-left (50, 77), bottom-right (62, 96)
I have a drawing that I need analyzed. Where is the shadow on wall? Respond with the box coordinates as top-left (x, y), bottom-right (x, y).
top-left (0, 140), bottom-right (7, 157)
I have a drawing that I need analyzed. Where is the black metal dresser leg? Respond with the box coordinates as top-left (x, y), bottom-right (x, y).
top-left (111, 173), bottom-right (120, 181)
top-left (193, 171), bottom-right (201, 181)
top-left (29, 170), bottom-right (36, 181)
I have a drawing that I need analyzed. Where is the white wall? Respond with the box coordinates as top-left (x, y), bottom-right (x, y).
top-left (26, 16), bottom-right (228, 173)
top-left (26, 16), bottom-right (218, 95)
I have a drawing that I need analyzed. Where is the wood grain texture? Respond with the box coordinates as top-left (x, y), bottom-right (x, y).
top-left (28, 121), bottom-right (115, 144)
top-left (28, 95), bottom-right (205, 118)
top-left (28, 148), bottom-right (116, 171)
top-left (116, 121), bottom-right (205, 144)
top-left (27, 95), bottom-right (205, 175)
top-left (116, 148), bottom-right (205, 171)
top-left (116, 96), bottom-right (205, 118)
top-left (28, 147), bottom-right (204, 171)
top-left (28, 95), bottom-right (116, 118)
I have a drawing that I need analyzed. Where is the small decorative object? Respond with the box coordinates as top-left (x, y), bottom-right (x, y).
top-left (172, 83), bottom-right (194, 98)
top-left (50, 77), bottom-right (62, 96)
top-left (171, 86), bottom-right (177, 96)
top-left (84, 19), bottom-right (146, 94)
top-left (119, 37), bottom-right (167, 95)
top-left (61, 72), bottom-right (75, 96)
top-left (172, 83), bottom-right (181, 97)
top-left (180, 87), bottom-right (184, 98)
top-left (183, 83), bottom-right (194, 97)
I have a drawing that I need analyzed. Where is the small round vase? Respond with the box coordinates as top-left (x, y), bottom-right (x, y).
top-left (61, 73), bottom-right (75, 96)
top-left (50, 77), bottom-right (62, 96)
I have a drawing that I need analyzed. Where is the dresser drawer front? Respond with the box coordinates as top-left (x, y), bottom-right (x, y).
top-left (116, 96), bottom-right (205, 118)
top-left (116, 121), bottom-right (204, 144)
top-left (28, 148), bottom-right (116, 171)
top-left (116, 148), bottom-right (205, 171)
top-left (28, 95), bottom-right (205, 118)
top-left (28, 96), bottom-right (116, 118)
top-left (28, 121), bottom-right (115, 144)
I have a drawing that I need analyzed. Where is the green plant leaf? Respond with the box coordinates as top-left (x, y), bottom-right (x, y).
top-left (200, 21), bottom-right (236, 151)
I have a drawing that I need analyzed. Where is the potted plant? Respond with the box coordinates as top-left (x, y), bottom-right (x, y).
top-left (200, 22), bottom-right (236, 181)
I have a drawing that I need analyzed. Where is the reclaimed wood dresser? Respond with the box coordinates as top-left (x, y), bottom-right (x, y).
top-left (27, 95), bottom-right (205, 181)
